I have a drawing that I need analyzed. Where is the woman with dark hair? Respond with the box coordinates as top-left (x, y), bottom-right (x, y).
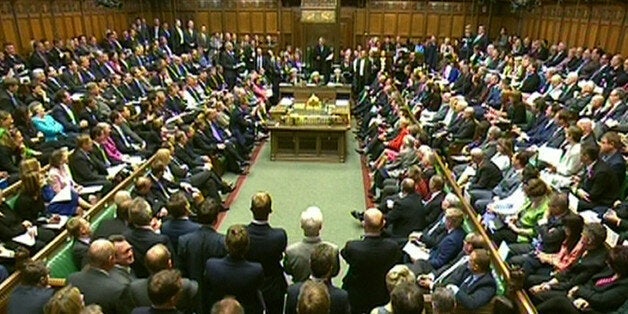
top-left (536, 245), bottom-right (628, 313)
top-left (519, 214), bottom-right (585, 286)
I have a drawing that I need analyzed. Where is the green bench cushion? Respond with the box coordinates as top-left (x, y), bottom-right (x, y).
top-left (6, 195), bottom-right (18, 210)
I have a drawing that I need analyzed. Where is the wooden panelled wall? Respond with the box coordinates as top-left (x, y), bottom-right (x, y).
top-left (1, 0), bottom-right (627, 56)
top-left (519, 3), bottom-right (628, 55)
top-left (0, 0), bottom-right (151, 54)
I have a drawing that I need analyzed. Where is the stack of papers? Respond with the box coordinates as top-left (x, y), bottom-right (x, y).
top-left (402, 241), bottom-right (430, 261)
top-left (12, 227), bottom-right (37, 246)
top-left (107, 164), bottom-right (127, 178)
top-left (79, 185), bottom-right (103, 195)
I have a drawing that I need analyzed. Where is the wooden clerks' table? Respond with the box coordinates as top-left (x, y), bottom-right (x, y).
top-left (268, 95), bottom-right (350, 162)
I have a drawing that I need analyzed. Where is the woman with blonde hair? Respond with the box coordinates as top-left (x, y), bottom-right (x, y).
top-left (44, 285), bottom-right (84, 314)
top-left (370, 265), bottom-right (416, 314)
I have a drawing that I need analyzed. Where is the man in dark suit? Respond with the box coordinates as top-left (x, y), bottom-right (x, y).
top-left (68, 134), bottom-right (113, 192)
top-left (128, 244), bottom-right (198, 313)
top-left (342, 208), bottom-right (401, 314)
top-left (312, 37), bottom-right (332, 79)
top-left (410, 207), bottom-right (466, 274)
top-left (0, 77), bottom-right (24, 115)
top-left (285, 243), bottom-right (350, 314)
top-left (386, 178), bottom-right (427, 240)
top-left (131, 269), bottom-right (186, 314)
top-left (109, 235), bottom-right (136, 286)
top-left (28, 41), bottom-right (49, 70)
top-left (160, 192), bottom-right (200, 252)
top-left (219, 42), bottom-right (240, 90)
top-left (245, 192), bottom-right (288, 314)
top-left (178, 198), bottom-right (227, 313)
top-left (171, 19), bottom-right (185, 55)
top-left (124, 198), bottom-right (176, 278)
top-left (67, 239), bottom-right (133, 314)
top-left (599, 131), bottom-right (626, 185)
top-left (52, 89), bottom-right (86, 134)
top-left (519, 63), bottom-right (541, 93)
top-left (576, 145), bottom-right (620, 212)
top-left (183, 20), bottom-right (198, 53)
top-left (206, 224), bottom-right (265, 314)
top-left (468, 148), bottom-right (503, 191)
top-left (424, 176), bottom-right (446, 227)
top-left (443, 249), bottom-right (497, 310)
top-left (7, 260), bottom-right (54, 314)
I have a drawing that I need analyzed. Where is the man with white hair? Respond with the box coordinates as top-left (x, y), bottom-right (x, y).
top-left (284, 206), bottom-right (339, 283)
top-left (558, 72), bottom-right (580, 103)
top-left (577, 118), bottom-right (598, 149)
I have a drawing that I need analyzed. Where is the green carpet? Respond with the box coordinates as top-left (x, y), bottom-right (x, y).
top-left (218, 135), bottom-right (366, 285)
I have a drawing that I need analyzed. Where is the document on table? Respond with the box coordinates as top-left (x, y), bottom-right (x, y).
top-left (498, 241), bottom-right (510, 261)
top-left (12, 227), bottom-right (37, 246)
top-left (606, 226), bottom-right (620, 247)
top-left (402, 241), bottom-right (430, 261)
top-left (107, 164), bottom-right (126, 178)
top-left (42, 215), bottom-right (69, 230)
top-left (79, 185), bottom-right (103, 195)
top-left (537, 146), bottom-right (562, 167)
top-left (51, 186), bottom-right (72, 203)
top-left (568, 193), bottom-right (579, 213)
top-left (579, 210), bottom-right (602, 224)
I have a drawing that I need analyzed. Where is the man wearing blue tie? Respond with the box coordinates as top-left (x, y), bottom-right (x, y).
top-left (0, 77), bottom-right (23, 114)
top-left (444, 249), bottom-right (497, 310)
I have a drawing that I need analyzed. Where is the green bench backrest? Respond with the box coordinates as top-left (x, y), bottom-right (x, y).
top-left (46, 241), bottom-right (78, 279)
top-left (6, 195), bottom-right (18, 210)
top-left (90, 205), bottom-right (117, 233)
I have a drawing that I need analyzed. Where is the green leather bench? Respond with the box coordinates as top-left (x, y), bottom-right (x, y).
top-left (46, 204), bottom-right (118, 279)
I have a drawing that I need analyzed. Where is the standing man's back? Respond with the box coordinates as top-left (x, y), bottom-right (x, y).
top-left (245, 192), bottom-right (288, 314)
top-left (342, 208), bottom-right (401, 314)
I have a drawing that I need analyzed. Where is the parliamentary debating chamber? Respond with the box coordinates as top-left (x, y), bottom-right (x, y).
top-left (0, 0), bottom-right (627, 313)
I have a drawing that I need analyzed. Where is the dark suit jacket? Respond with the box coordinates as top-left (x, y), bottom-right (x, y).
top-left (519, 73), bottom-right (541, 93)
top-left (573, 268), bottom-right (628, 312)
top-left (205, 256), bottom-right (265, 314)
top-left (341, 235), bottom-right (401, 314)
top-left (72, 238), bottom-right (90, 269)
top-left (602, 152), bottom-right (626, 186)
top-left (553, 246), bottom-right (608, 291)
top-left (51, 104), bottom-right (80, 133)
top-left (124, 226), bottom-right (175, 278)
top-left (285, 281), bottom-right (350, 314)
top-left (68, 149), bottom-right (108, 185)
top-left (0, 90), bottom-right (25, 115)
top-left (245, 222), bottom-right (288, 305)
top-left (129, 277), bottom-right (198, 313)
top-left (582, 160), bottom-right (620, 207)
top-left (429, 228), bottom-right (465, 269)
top-left (177, 226), bottom-right (227, 282)
top-left (445, 271), bottom-right (497, 310)
top-left (387, 192), bottom-right (427, 238)
top-left (424, 191), bottom-right (445, 227)
top-left (160, 218), bottom-right (199, 252)
top-left (8, 285), bottom-right (54, 314)
top-left (93, 218), bottom-right (129, 240)
top-left (451, 118), bottom-right (476, 140)
top-left (469, 159), bottom-right (503, 190)
top-left (68, 267), bottom-right (133, 314)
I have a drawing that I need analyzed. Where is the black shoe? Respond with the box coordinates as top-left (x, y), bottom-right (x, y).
top-left (350, 210), bottom-right (364, 221)
top-left (355, 148), bottom-right (365, 154)
top-left (220, 204), bottom-right (230, 212)
top-left (222, 183), bottom-right (236, 193)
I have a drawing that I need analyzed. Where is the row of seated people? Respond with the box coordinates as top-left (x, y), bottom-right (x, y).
top-left (352, 39), bottom-right (628, 313)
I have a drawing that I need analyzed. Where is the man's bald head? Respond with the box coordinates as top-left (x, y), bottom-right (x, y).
top-left (363, 208), bottom-right (384, 233)
top-left (145, 244), bottom-right (172, 274)
top-left (87, 239), bottom-right (115, 270)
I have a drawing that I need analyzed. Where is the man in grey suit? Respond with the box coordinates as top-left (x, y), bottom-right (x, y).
top-left (67, 239), bottom-right (133, 314)
top-left (109, 235), bottom-right (136, 285)
top-left (128, 244), bottom-right (198, 313)
top-left (284, 206), bottom-right (339, 283)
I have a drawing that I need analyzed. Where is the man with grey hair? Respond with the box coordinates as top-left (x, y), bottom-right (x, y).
top-left (284, 206), bottom-right (339, 283)
top-left (467, 148), bottom-right (502, 191)
top-left (576, 117), bottom-right (598, 149)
